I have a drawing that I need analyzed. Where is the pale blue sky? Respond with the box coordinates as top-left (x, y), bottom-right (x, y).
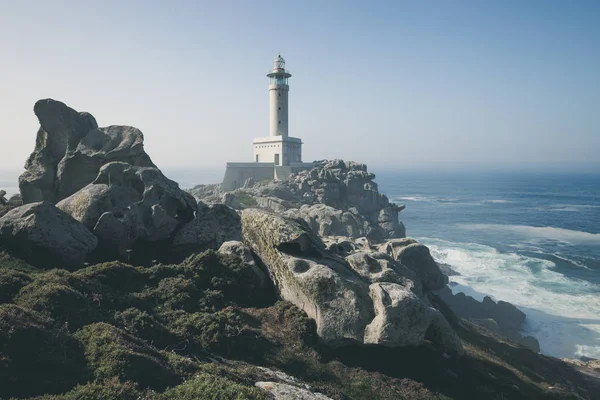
top-left (0, 1), bottom-right (598, 172)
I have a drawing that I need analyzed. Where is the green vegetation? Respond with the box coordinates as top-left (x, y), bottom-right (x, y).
top-left (0, 249), bottom-right (597, 399)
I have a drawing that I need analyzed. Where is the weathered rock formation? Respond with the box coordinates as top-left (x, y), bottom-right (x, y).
top-left (19, 99), bottom-right (155, 204)
top-left (172, 204), bottom-right (242, 257)
top-left (56, 162), bottom-right (197, 259)
top-left (0, 202), bottom-right (97, 268)
top-left (435, 286), bottom-right (540, 352)
top-left (189, 160), bottom-right (406, 242)
top-left (241, 208), bottom-right (462, 353)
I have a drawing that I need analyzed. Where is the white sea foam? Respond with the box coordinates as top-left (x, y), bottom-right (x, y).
top-left (420, 237), bottom-right (600, 359)
top-left (544, 204), bottom-right (600, 213)
top-left (459, 224), bottom-right (600, 245)
top-left (483, 199), bottom-right (512, 204)
top-left (394, 196), bottom-right (513, 206)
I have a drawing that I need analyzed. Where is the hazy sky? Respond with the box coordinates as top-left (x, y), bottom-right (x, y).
top-left (1, 1), bottom-right (599, 172)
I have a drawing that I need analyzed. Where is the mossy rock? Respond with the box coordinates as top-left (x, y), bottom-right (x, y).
top-left (160, 372), bottom-right (269, 400)
top-left (0, 304), bottom-right (86, 398)
top-left (73, 322), bottom-right (180, 391)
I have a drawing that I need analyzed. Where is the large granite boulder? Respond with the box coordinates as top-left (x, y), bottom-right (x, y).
top-left (19, 99), bottom-right (155, 204)
top-left (0, 202), bottom-right (97, 268)
top-left (241, 208), bottom-right (462, 353)
top-left (54, 125), bottom-right (155, 201)
top-left (379, 238), bottom-right (448, 291)
top-left (364, 282), bottom-right (460, 351)
top-left (172, 204), bottom-right (242, 257)
top-left (57, 162), bottom-right (196, 258)
top-left (242, 208), bottom-right (372, 345)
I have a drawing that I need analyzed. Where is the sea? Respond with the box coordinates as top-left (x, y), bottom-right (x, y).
top-left (376, 170), bottom-right (600, 360)
top-left (2, 169), bottom-right (599, 360)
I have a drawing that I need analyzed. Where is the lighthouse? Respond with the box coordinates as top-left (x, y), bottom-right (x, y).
top-left (253, 54), bottom-right (302, 166)
top-left (267, 54), bottom-right (291, 138)
top-left (222, 54), bottom-right (313, 190)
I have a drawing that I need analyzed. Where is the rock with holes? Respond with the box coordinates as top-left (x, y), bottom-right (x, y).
top-left (19, 99), bottom-right (155, 204)
top-left (241, 208), bottom-right (462, 353)
top-left (283, 204), bottom-right (368, 238)
top-left (241, 208), bottom-right (373, 345)
top-left (345, 251), bottom-right (422, 295)
top-left (0, 202), bottom-right (97, 268)
top-left (57, 162), bottom-right (197, 259)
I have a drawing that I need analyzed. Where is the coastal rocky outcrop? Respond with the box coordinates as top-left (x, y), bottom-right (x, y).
top-left (435, 285), bottom-right (541, 352)
top-left (19, 99), bottom-right (155, 204)
top-left (3, 99), bottom-right (600, 399)
top-left (57, 162), bottom-right (197, 259)
top-left (188, 160), bottom-right (406, 242)
top-left (0, 201), bottom-right (97, 268)
top-left (241, 208), bottom-right (463, 353)
top-left (7, 99), bottom-right (201, 264)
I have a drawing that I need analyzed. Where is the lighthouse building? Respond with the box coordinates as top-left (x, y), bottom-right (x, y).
top-left (222, 55), bottom-right (314, 190)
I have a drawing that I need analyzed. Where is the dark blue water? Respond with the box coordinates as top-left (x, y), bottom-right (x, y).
top-left (375, 170), bottom-right (600, 359)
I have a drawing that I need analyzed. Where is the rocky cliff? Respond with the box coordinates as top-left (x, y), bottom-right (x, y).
top-left (1, 99), bottom-right (598, 399)
top-left (189, 159), bottom-right (406, 242)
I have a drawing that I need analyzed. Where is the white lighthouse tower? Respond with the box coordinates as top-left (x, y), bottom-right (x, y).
top-left (222, 54), bottom-right (313, 190)
top-left (253, 54), bottom-right (302, 166)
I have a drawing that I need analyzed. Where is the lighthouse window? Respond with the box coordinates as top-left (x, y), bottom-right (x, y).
top-left (278, 107), bottom-right (281, 111)
top-left (278, 120), bottom-right (281, 124)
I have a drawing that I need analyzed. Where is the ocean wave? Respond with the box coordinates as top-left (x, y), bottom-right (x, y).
top-left (394, 196), bottom-right (512, 206)
top-left (545, 204), bottom-right (600, 212)
top-left (419, 237), bottom-right (600, 359)
top-left (394, 196), bottom-right (461, 203)
top-left (459, 224), bottom-right (600, 245)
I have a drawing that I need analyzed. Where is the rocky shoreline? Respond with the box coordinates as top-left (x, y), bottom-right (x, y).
top-left (1, 99), bottom-right (599, 399)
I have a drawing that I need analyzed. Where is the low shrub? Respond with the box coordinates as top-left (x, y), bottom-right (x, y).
top-left (0, 268), bottom-right (32, 303)
top-left (113, 308), bottom-right (179, 349)
top-left (74, 262), bottom-right (148, 293)
top-left (29, 378), bottom-right (156, 400)
top-left (160, 372), bottom-right (269, 400)
top-left (171, 308), bottom-right (246, 356)
top-left (73, 322), bottom-right (181, 391)
top-left (13, 270), bottom-right (106, 329)
top-left (139, 276), bottom-right (200, 312)
top-left (0, 304), bottom-right (86, 398)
